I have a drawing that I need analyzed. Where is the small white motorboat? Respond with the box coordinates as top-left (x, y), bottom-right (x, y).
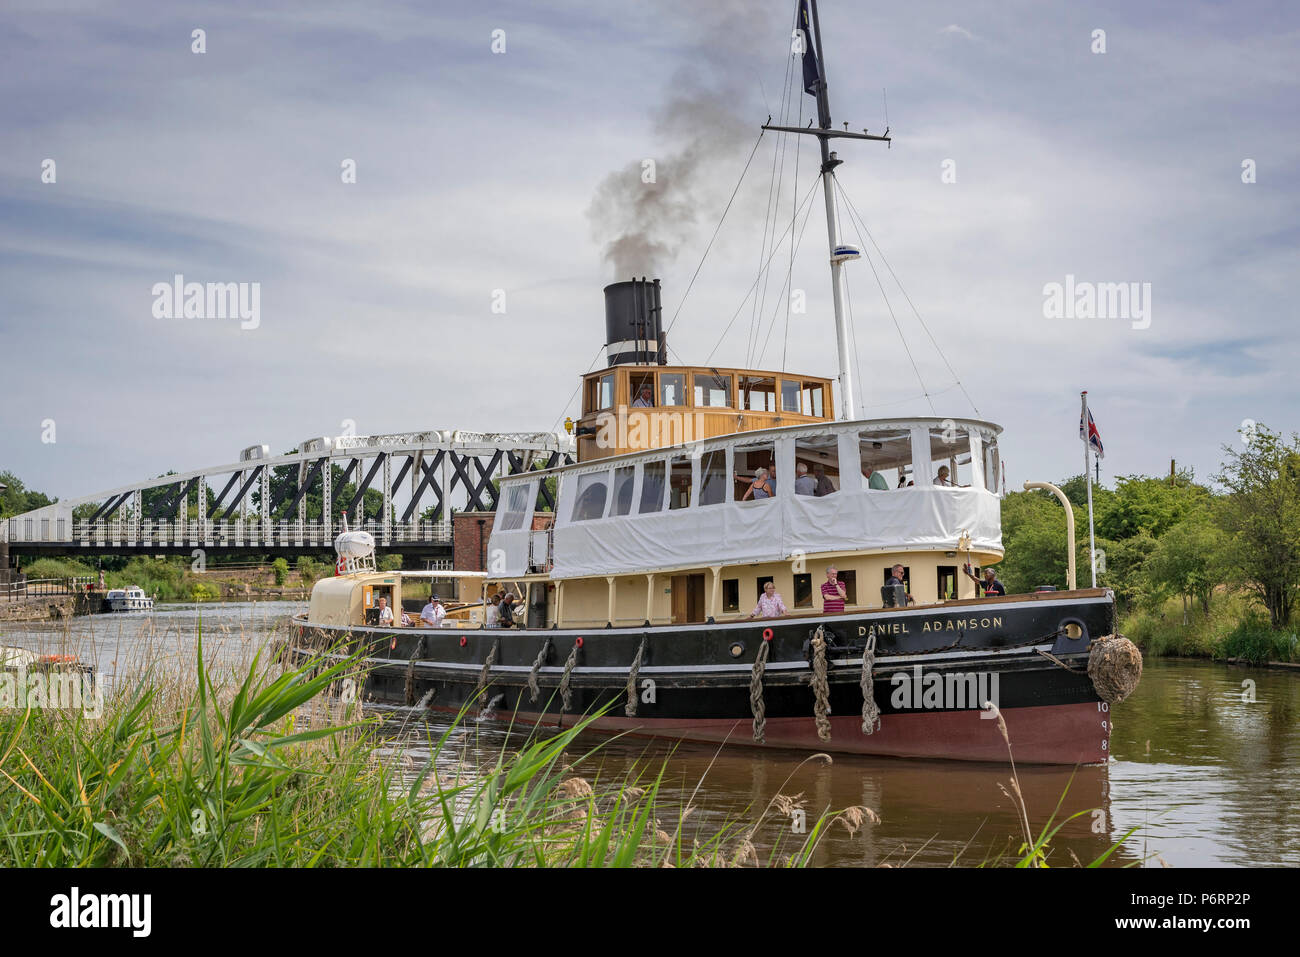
top-left (104, 585), bottom-right (153, 612)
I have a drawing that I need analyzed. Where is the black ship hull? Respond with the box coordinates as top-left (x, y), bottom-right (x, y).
top-left (291, 588), bottom-right (1120, 764)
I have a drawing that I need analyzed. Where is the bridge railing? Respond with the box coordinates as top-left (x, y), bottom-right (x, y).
top-left (1, 576), bottom-right (95, 602)
top-left (47, 519), bottom-right (454, 549)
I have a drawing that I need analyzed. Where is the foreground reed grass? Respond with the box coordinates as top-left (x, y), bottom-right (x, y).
top-left (0, 619), bottom-right (1138, 867)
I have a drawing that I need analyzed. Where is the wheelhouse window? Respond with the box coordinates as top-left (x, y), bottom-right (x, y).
top-left (586, 373), bottom-right (615, 413)
top-left (794, 434), bottom-right (839, 496)
top-left (629, 373), bottom-right (655, 408)
top-left (571, 471), bottom-right (609, 522)
top-left (659, 372), bottom-right (686, 407)
top-left (669, 455), bottom-right (693, 509)
top-left (693, 372), bottom-right (732, 408)
top-left (639, 461), bottom-right (666, 513)
top-left (734, 441), bottom-right (777, 502)
top-left (740, 376), bottom-right (776, 412)
top-left (698, 449), bottom-right (729, 506)
top-left (793, 573), bottom-right (813, 607)
top-left (780, 379), bottom-right (802, 414)
top-left (611, 466), bottom-right (636, 516)
top-left (802, 381), bottom-right (826, 418)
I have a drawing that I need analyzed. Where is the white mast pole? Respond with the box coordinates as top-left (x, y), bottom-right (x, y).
top-left (822, 172), bottom-right (854, 420)
top-left (1082, 390), bottom-right (1097, 587)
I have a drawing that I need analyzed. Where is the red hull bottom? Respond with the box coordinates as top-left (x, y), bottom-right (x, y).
top-left (437, 702), bottom-right (1112, 765)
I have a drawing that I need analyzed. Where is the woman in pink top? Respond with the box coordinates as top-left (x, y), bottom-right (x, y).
top-left (747, 581), bottom-right (788, 619)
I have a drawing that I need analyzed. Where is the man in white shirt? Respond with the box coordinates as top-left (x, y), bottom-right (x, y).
top-left (376, 597), bottom-right (394, 626)
top-left (421, 595), bottom-right (446, 627)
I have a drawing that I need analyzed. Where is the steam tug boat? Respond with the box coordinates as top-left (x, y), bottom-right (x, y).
top-left (291, 0), bottom-right (1140, 764)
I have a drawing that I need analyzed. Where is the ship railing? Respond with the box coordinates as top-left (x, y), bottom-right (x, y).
top-left (60, 519), bottom-right (454, 548)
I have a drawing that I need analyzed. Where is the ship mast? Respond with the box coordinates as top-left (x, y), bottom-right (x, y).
top-left (762, 0), bottom-right (890, 421)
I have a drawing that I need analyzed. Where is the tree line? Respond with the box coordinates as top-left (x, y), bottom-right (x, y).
top-left (1000, 424), bottom-right (1300, 629)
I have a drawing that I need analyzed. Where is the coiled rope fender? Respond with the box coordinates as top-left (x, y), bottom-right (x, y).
top-left (749, 635), bottom-right (772, 743)
top-left (404, 634), bottom-right (426, 706)
top-left (559, 640), bottom-right (581, 713)
top-left (476, 638), bottom-right (500, 707)
top-left (860, 632), bottom-right (880, 735)
top-left (527, 637), bottom-right (551, 703)
top-left (810, 626), bottom-right (832, 743)
top-left (1087, 633), bottom-right (1143, 705)
top-left (625, 635), bottom-right (647, 718)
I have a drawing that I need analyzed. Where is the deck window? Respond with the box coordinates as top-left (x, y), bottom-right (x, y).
top-left (629, 374), bottom-right (655, 408)
top-left (740, 376), bottom-right (777, 412)
top-left (780, 379), bottom-right (802, 414)
top-left (794, 434), bottom-right (839, 496)
top-left (693, 372), bottom-right (732, 408)
top-left (669, 455), bottom-right (693, 510)
top-left (499, 481), bottom-right (533, 530)
top-left (571, 472), bottom-right (609, 522)
top-left (734, 441), bottom-right (777, 501)
top-left (928, 426), bottom-right (972, 488)
top-left (793, 573), bottom-right (813, 607)
top-left (611, 466), bottom-right (636, 516)
top-left (698, 449), bottom-right (728, 506)
top-left (722, 579), bottom-right (740, 613)
top-left (639, 461), bottom-right (666, 513)
top-left (586, 373), bottom-right (615, 413)
top-left (858, 428), bottom-right (912, 490)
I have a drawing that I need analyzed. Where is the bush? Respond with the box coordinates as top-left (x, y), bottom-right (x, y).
top-left (271, 558), bottom-right (289, 586)
top-left (1218, 616), bottom-right (1299, 664)
top-left (189, 581), bottom-right (220, 603)
top-left (377, 554), bottom-right (403, 572)
top-left (19, 557), bottom-right (96, 580)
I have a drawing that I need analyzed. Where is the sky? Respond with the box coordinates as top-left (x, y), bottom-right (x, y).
top-left (1, 0), bottom-right (1297, 506)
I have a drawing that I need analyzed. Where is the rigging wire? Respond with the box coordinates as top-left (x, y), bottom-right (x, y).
top-left (748, 39), bottom-right (795, 370)
top-left (834, 177), bottom-right (866, 419)
top-left (780, 89), bottom-right (804, 374)
top-left (663, 130), bottom-right (767, 340)
top-left (755, 174), bottom-right (820, 368)
top-left (548, 342), bottom-right (616, 434)
top-left (835, 179), bottom-right (981, 417)
top-left (703, 177), bottom-right (822, 366)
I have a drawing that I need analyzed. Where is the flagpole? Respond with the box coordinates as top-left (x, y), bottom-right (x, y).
top-left (1082, 390), bottom-right (1097, 587)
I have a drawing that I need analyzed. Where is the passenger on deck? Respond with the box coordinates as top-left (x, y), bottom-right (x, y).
top-left (736, 467), bottom-right (775, 500)
top-left (421, 594), bottom-right (446, 627)
top-left (794, 462), bottom-right (816, 495)
top-left (964, 564), bottom-right (1006, 597)
top-left (632, 384), bottom-right (654, 408)
top-left (485, 592), bottom-right (501, 627)
top-left (934, 466), bottom-right (954, 486)
top-left (498, 592), bottom-right (518, 628)
top-left (376, 596), bottom-right (394, 626)
top-left (821, 566), bottom-right (847, 614)
top-left (747, 581), bottom-right (787, 619)
top-left (886, 564), bottom-right (915, 605)
top-left (863, 466), bottom-right (889, 490)
top-left (813, 465), bottom-right (835, 496)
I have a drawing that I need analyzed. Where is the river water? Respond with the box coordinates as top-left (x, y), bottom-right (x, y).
top-left (5, 600), bottom-right (1297, 867)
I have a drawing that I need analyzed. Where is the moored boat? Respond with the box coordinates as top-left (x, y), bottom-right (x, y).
top-left (104, 585), bottom-right (153, 613)
top-left (289, 0), bottom-right (1143, 764)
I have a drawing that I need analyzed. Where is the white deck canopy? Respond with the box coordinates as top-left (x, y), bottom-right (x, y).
top-left (488, 417), bottom-right (1003, 580)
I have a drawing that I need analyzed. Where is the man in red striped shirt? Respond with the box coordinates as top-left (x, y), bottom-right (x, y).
top-left (821, 566), bottom-right (847, 614)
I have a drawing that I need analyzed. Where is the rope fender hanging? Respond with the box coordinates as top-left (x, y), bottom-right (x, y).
top-left (625, 635), bottom-right (647, 718)
top-left (860, 632), bottom-right (880, 734)
top-left (476, 638), bottom-right (500, 707)
top-left (559, 639), bottom-right (581, 714)
top-left (810, 626), bottom-right (832, 743)
top-left (404, 634), bottom-right (426, 706)
top-left (1087, 633), bottom-right (1143, 705)
top-left (527, 637), bottom-right (551, 703)
top-left (749, 631), bottom-right (772, 743)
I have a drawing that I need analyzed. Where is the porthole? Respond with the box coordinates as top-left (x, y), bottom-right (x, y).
top-left (729, 641), bottom-right (745, 658)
